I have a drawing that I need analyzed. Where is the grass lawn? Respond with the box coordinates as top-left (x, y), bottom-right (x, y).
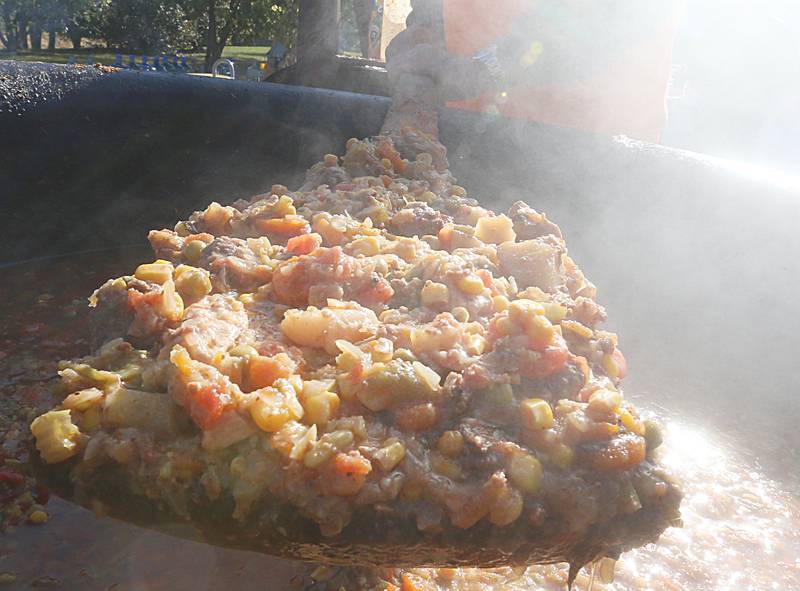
top-left (0, 46), bottom-right (273, 76)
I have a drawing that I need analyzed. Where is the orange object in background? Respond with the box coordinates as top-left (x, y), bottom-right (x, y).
top-left (443, 0), bottom-right (684, 141)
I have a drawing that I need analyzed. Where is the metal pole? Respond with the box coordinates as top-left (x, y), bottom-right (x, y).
top-left (296, 0), bottom-right (342, 66)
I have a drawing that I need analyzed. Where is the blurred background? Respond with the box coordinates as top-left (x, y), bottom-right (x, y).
top-left (1, 0), bottom-right (799, 172)
top-left (0, 0), bottom-right (800, 172)
top-left (663, 0), bottom-right (800, 172)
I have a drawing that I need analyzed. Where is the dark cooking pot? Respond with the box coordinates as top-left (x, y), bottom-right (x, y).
top-left (0, 59), bottom-right (798, 586)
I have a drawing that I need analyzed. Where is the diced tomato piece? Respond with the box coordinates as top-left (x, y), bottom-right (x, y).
top-left (363, 277), bottom-right (394, 305)
top-left (247, 355), bottom-right (292, 391)
top-left (376, 141), bottom-right (407, 174)
top-left (185, 233), bottom-right (214, 244)
top-left (476, 269), bottom-right (498, 295)
top-left (523, 334), bottom-right (569, 378)
top-left (333, 452), bottom-right (372, 476)
top-left (437, 225), bottom-right (453, 251)
top-left (185, 384), bottom-right (227, 430)
top-left (315, 245), bottom-right (342, 264)
top-left (347, 360), bottom-right (365, 384)
top-left (400, 574), bottom-right (426, 591)
top-left (328, 452), bottom-right (372, 496)
top-left (127, 288), bottom-right (159, 309)
top-left (580, 434), bottom-right (646, 472)
top-left (0, 469), bottom-right (24, 486)
top-left (286, 232), bottom-right (322, 256)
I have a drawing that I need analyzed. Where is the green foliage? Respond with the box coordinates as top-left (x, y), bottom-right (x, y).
top-left (189, 0), bottom-right (297, 70)
top-left (101, 0), bottom-right (197, 52)
top-left (0, 0), bottom-right (298, 58)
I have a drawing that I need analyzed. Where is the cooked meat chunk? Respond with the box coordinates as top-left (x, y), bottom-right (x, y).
top-left (159, 294), bottom-right (248, 364)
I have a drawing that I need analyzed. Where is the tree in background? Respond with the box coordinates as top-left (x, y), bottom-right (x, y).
top-left (63, 0), bottom-right (106, 48)
top-left (1, 0), bottom-right (299, 66)
top-left (1, 0), bottom-right (27, 49)
top-left (102, 0), bottom-right (197, 53)
top-left (193, 0), bottom-right (297, 71)
top-left (0, 0), bottom-right (104, 50)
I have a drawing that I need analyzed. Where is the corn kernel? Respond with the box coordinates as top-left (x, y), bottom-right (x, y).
top-left (519, 398), bottom-right (554, 431)
top-left (492, 295), bottom-right (510, 312)
top-left (421, 281), bottom-right (449, 307)
top-left (588, 388), bottom-right (622, 414)
top-left (508, 453), bottom-right (543, 495)
top-left (229, 344), bottom-right (258, 358)
top-left (457, 274), bottom-right (485, 295)
top-left (465, 334), bottom-right (487, 356)
top-left (275, 195), bottom-right (296, 216)
top-left (183, 239), bottom-right (207, 264)
top-left (541, 302), bottom-right (567, 323)
top-left (452, 307), bottom-right (469, 322)
top-left (349, 235), bottom-right (381, 257)
top-left (380, 157), bottom-right (393, 169)
top-left (134, 262), bottom-right (173, 284)
top-left (562, 320), bottom-right (593, 339)
top-left (155, 279), bottom-right (184, 322)
top-left (28, 510), bottom-right (48, 524)
top-left (495, 315), bottom-right (514, 336)
top-left (323, 154), bottom-right (339, 167)
top-left (357, 339), bottom-right (389, 364)
top-left (488, 487), bottom-right (523, 526)
top-left (174, 265), bottom-right (212, 304)
top-left (525, 315), bottom-right (555, 349)
top-left (303, 390), bottom-right (340, 425)
top-left (508, 299), bottom-right (545, 324)
top-left (374, 440), bottom-right (406, 471)
top-left (250, 388), bottom-right (303, 433)
top-left (436, 430), bottom-right (464, 457)
top-left (549, 444), bottom-right (575, 469)
top-left (617, 407), bottom-right (646, 436)
top-left (475, 214), bottom-right (517, 244)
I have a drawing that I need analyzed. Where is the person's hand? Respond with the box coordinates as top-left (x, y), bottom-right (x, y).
top-left (385, 23), bottom-right (446, 87)
top-left (381, 23), bottom-right (443, 137)
top-left (385, 23), bottom-right (498, 103)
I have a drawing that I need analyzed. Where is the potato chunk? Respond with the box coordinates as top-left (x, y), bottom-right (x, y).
top-left (280, 301), bottom-right (379, 355)
top-left (497, 239), bottom-right (563, 291)
top-left (31, 410), bottom-right (82, 463)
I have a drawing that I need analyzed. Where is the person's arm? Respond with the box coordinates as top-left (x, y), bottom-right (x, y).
top-left (385, 0), bottom-right (684, 102)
